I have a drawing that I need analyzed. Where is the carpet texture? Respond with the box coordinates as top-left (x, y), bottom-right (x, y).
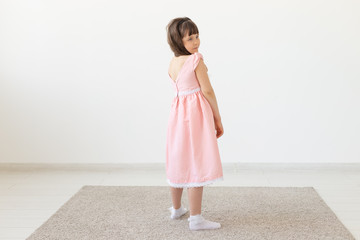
top-left (26, 186), bottom-right (355, 240)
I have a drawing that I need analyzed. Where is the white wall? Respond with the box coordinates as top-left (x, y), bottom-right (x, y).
top-left (0, 0), bottom-right (359, 163)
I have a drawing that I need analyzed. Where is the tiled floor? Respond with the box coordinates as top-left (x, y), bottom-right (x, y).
top-left (0, 163), bottom-right (359, 240)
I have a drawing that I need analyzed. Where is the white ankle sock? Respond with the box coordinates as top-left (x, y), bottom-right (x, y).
top-left (188, 214), bottom-right (221, 230)
top-left (168, 205), bottom-right (188, 219)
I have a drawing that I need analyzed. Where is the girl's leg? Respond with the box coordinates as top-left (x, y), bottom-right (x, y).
top-left (187, 186), bottom-right (203, 215)
top-left (170, 187), bottom-right (184, 209)
top-left (187, 186), bottom-right (221, 230)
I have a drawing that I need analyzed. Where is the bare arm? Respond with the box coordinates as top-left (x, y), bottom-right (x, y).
top-left (195, 59), bottom-right (221, 122)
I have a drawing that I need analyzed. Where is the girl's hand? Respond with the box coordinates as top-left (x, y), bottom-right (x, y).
top-left (214, 118), bottom-right (224, 139)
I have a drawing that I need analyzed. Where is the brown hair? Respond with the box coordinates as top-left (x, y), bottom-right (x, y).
top-left (166, 17), bottom-right (199, 57)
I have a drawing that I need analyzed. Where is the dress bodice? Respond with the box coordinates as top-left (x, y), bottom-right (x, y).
top-left (168, 52), bottom-right (204, 96)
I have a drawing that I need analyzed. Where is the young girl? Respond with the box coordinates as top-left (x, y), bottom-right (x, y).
top-left (165, 17), bottom-right (225, 231)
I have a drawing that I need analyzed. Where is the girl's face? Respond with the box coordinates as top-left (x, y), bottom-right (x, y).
top-left (182, 31), bottom-right (200, 54)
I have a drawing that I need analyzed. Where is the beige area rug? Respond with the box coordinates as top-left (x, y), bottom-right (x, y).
top-left (26, 186), bottom-right (355, 240)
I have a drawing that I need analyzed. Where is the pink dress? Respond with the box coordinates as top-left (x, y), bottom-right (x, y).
top-left (166, 52), bottom-right (224, 188)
